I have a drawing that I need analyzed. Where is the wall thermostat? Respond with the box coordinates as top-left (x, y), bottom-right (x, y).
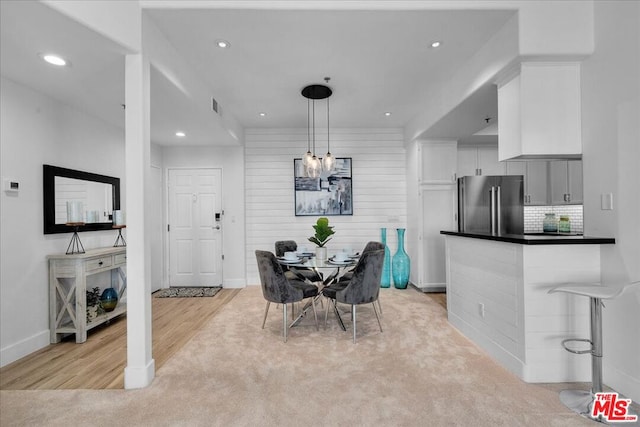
top-left (4, 179), bottom-right (20, 194)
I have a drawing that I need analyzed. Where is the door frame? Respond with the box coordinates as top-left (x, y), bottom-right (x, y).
top-left (164, 166), bottom-right (224, 288)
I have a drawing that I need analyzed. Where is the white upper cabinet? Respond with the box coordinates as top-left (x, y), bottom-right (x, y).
top-left (498, 62), bottom-right (582, 160)
top-left (506, 160), bottom-right (549, 205)
top-left (419, 140), bottom-right (458, 184)
top-left (550, 160), bottom-right (583, 204)
top-left (477, 146), bottom-right (506, 176)
top-left (457, 145), bottom-right (505, 177)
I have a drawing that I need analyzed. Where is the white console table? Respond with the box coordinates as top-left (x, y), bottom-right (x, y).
top-left (49, 247), bottom-right (127, 343)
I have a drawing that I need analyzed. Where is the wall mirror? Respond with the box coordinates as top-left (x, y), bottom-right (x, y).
top-left (43, 164), bottom-right (120, 234)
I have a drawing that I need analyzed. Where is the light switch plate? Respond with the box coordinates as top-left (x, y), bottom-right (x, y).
top-left (601, 193), bottom-right (614, 210)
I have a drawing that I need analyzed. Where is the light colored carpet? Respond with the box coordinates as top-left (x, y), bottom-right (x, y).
top-left (0, 286), bottom-right (597, 426)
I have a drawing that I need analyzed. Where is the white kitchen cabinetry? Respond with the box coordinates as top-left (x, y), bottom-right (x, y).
top-left (418, 185), bottom-right (457, 291)
top-left (443, 235), bottom-right (602, 382)
top-left (457, 145), bottom-right (505, 177)
top-left (414, 140), bottom-right (457, 291)
top-left (498, 62), bottom-right (582, 160)
top-left (549, 160), bottom-right (583, 204)
top-left (506, 160), bottom-right (549, 205)
top-left (420, 140), bottom-right (458, 184)
top-left (49, 247), bottom-right (127, 343)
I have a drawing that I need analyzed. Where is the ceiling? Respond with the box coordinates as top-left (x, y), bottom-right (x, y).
top-left (0, 1), bottom-right (513, 146)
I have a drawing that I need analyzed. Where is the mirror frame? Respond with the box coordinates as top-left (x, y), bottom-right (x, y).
top-left (43, 164), bottom-right (121, 234)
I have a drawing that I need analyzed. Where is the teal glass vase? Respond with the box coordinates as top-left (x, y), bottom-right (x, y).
top-left (380, 228), bottom-right (391, 288)
top-left (100, 287), bottom-right (118, 312)
top-left (392, 228), bottom-right (410, 289)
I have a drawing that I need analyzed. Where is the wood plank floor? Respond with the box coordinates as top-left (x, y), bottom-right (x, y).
top-left (0, 289), bottom-right (240, 390)
top-left (424, 292), bottom-right (447, 310)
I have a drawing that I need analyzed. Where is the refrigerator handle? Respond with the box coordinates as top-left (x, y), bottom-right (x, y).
top-left (490, 186), bottom-right (497, 235)
top-left (496, 185), bottom-right (502, 234)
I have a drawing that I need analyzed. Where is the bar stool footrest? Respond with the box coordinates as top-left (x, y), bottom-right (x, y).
top-left (562, 338), bottom-right (592, 354)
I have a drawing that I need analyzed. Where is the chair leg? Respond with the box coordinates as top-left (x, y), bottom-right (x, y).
top-left (373, 302), bottom-right (383, 332)
top-left (283, 303), bottom-right (288, 343)
top-left (311, 298), bottom-right (319, 331)
top-left (352, 305), bottom-right (357, 343)
top-left (377, 299), bottom-right (383, 319)
top-left (324, 297), bottom-right (331, 327)
top-left (262, 302), bottom-right (271, 329)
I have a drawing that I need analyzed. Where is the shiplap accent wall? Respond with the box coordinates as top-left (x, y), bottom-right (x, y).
top-left (245, 128), bottom-right (406, 284)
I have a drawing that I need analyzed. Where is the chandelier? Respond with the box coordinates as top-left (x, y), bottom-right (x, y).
top-left (301, 78), bottom-right (335, 178)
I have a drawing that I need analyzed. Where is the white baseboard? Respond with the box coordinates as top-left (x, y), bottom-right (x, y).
top-left (0, 329), bottom-right (49, 367)
top-left (604, 362), bottom-right (640, 403)
top-left (124, 358), bottom-right (156, 389)
top-left (222, 278), bottom-right (246, 288)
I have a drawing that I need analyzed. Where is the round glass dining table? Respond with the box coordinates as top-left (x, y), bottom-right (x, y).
top-left (277, 254), bottom-right (357, 329)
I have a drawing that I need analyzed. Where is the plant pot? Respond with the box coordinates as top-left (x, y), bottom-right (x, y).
top-left (86, 305), bottom-right (99, 322)
top-left (315, 247), bottom-right (327, 261)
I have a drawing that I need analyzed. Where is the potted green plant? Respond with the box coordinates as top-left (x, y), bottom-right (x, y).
top-left (86, 287), bottom-right (105, 323)
top-left (308, 217), bottom-right (335, 260)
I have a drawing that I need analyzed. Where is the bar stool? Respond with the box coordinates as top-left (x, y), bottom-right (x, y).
top-left (548, 281), bottom-right (639, 422)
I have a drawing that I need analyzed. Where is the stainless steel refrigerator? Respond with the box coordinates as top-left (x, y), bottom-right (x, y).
top-left (458, 175), bottom-right (524, 235)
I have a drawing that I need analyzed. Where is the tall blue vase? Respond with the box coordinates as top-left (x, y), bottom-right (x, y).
top-left (392, 228), bottom-right (410, 289)
top-left (380, 228), bottom-right (391, 288)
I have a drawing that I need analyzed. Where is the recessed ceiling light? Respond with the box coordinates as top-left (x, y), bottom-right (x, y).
top-left (215, 39), bottom-right (230, 49)
top-left (175, 131), bottom-right (186, 137)
top-left (259, 112), bottom-right (267, 117)
top-left (40, 53), bottom-right (68, 67)
top-left (430, 41), bottom-right (442, 48)
top-left (384, 112), bottom-right (392, 117)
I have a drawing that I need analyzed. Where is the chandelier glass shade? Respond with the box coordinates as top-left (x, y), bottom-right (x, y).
top-left (301, 82), bottom-right (334, 176)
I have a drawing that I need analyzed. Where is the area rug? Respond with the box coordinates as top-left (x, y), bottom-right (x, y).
top-left (153, 286), bottom-right (222, 298)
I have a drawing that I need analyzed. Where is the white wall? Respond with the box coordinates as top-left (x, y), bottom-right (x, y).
top-left (244, 128), bottom-right (406, 285)
top-left (581, 0), bottom-right (640, 402)
top-left (162, 145), bottom-right (246, 288)
top-left (0, 77), bottom-right (125, 366)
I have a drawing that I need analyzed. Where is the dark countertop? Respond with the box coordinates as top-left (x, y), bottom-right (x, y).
top-left (440, 230), bottom-right (615, 245)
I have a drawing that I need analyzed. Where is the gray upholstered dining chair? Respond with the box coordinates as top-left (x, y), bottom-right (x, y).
top-left (274, 240), bottom-right (322, 283)
top-left (337, 241), bottom-right (384, 283)
top-left (255, 250), bottom-right (319, 342)
top-left (336, 241), bottom-right (385, 315)
top-left (322, 246), bottom-right (385, 343)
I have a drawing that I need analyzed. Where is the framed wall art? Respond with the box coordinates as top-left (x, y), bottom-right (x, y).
top-left (294, 157), bottom-right (353, 216)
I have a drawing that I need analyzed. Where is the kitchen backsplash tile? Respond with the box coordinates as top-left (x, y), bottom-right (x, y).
top-left (524, 205), bottom-right (584, 234)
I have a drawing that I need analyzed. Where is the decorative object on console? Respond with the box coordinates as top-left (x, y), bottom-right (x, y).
top-left (392, 228), bottom-right (410, 289)
top-left (308, 217), bottom-right (335, 261)
top-left (113, 225), bottom-right (126, 247)
top-left (380, 228), bottom-right (391, 288)
top-left (99, 287), bottom-right (119, 312)
top-left (112, 210), bottom-right (126, 247)
top-left (86, 286), bottom-right (105, 321)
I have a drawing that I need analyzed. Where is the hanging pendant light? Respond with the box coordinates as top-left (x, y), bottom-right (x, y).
top-left (302, 98), bottom-right (314, 168)
top-left (322, 87), bottom-right (336, 172)
top-left (307, 98), bottom-right (322, 178)
top-left (301, 80), bottom-right (334, 177)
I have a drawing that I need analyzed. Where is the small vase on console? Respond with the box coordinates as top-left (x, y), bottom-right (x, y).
top-left (100, 287), bottom-right (119, 312)
top-left (392, 228), bottom-right (410, 289)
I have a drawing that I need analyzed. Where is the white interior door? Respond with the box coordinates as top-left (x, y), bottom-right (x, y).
top-left (150, 165), bottom-right (163, 292)
top-left (168, 168), bottom-right (223, 287)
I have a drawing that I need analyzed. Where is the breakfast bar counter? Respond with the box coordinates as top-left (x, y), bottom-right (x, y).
top-left (439, 231), bottom-right (615, 383)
